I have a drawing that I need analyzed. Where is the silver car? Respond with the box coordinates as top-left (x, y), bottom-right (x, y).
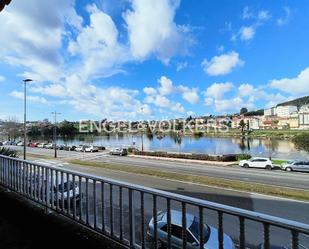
top-left (282, 160), bottom-right (309, 172)
top-left (147, 210), bottom-right (235, 249)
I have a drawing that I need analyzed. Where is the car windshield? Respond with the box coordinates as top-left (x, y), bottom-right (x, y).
top-left (188, 217), bottom-right (210, 242)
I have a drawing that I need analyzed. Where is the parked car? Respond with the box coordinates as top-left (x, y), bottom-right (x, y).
top-left (109, 148), bottom-right (128, 156)
top-left (17, 141), bottom-right (24, 146)
top-left (58, 144), bottom-right (65, 150)
top-left (281, 160), bottom-right (309, 172)
top-left (37, 142), bottom-right (47, 148)
top-left (28, 142), bottom-right (39, 147)
top-left (84, 145), bottom-right (99, 153)
top-left (44, 143), bottom-right (54, 149)
top-left (75, 145), bottom-right (86, 152)
top-left (64, 145), bottom-right (76, 151)
top-left (30, 171), bottom-right (80, 205)
top-left (239, 157), bottom-right (274, 170)
top-left (147, 210), bottom-right (235, 249)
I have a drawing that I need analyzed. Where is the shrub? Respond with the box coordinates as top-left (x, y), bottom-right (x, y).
top-left (133, 150), bottom-right (249, 162)
top-left (236, 154), bottom-right (252, 161)
top-left (292, 134), bottom-right (309, 152)
top-left (0, 147), bottom-right (18, 158)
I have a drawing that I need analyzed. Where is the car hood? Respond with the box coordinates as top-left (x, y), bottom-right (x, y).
top-left (204, 227), bottom-right (235, 249)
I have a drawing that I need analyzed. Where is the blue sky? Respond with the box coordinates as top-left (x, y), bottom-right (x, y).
top-left (0, 0), bottom-right (309, 121)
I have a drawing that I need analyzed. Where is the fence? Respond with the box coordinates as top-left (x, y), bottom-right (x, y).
top-left (0, 155), bottom-right (308, 249)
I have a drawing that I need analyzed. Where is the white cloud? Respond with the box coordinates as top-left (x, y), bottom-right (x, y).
top-left (242, 6), bottom-right (252, 20)
top-left (10, 91), bottom-right (48, 104)
top-left (204, 82), bottom-right (234, 99)
top-left (202, 51), bottom-right (244, 76)
top-left (158, 76), bottom-right (174, 95)
top-left (0, 75), bottom-right (5, 82)
top-left (239, 26), bottom-right (255, 41)
top-left (269, 67), bottom-right (309, 95)
top-left (155, 95), bottom-right (172, 108)
top-left (176, 61), bottom-right (188, 71)
top-left (277, 7), bottom-right (291, 26)
top-left (257, 10), bottom-right (271, 21)
top-left (0, 0), bottom-right (81, 82)
top-left (123, 0), bottom-right (193, 64)
top-left (178, 85), bottom-right (199, 104)
top-left (143, 87), bottom-right (157, 95)
top-left (171, 102), bottom-right (185, 113)
top-left (68, 4), bottom-right (129, 79)
top-left (30, 84), bottom-right (67, 98)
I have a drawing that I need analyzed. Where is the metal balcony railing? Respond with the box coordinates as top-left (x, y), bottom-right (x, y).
top-left (0, 155), bottom-right (308, 249)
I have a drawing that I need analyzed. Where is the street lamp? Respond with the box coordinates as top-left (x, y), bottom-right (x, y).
top-left (23, 78), bottom-right (33, 160)
top-left (141, 107), bottom-right (144, 152)
top-left (51, 111), bottom-right (61, 158)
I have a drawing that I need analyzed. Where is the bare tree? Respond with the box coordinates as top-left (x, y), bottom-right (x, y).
top-left (2, 117), bottom-right (22, 141)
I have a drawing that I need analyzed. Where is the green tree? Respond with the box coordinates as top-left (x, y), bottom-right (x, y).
top-left (239, 120), bottom-right (246, 135)
top-left (59, 120), bottom-right (77, 136)
top-left (240, 107), bottom-right (248, 115)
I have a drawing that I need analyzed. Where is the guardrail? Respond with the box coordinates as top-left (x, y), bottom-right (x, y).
top-left (0, 155), bottom-right (308, 249)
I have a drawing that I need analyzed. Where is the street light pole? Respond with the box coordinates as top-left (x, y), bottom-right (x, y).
top-left (51, 111), bottom-right (61, 158)
top-left (23, 79), bottom-right (33, 160)
top-left (141, 107), bottom-right (144, 152)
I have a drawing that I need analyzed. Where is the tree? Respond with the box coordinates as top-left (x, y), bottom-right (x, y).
top-left (2, 117), bottom-right (21, 141)
top-left (59, 120), bottom-right (77, 136)
top-left (239, 120), bottom-right (246, 135)
top-left (240, 107), bottom-right (248, 115)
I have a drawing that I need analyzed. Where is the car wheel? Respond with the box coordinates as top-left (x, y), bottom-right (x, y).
top-left (285, 167), bottom-right (293, 172)
top-left (265, 165), bottom-right (272, 170)
top-left (243, 163), bottom-right (249, 168)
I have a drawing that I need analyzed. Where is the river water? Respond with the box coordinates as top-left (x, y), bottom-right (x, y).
top-left (48, 134), bottom-right (309, 160)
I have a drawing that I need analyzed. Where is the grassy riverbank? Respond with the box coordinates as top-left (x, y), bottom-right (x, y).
top-left (68, 159), bottom-right (309, 202)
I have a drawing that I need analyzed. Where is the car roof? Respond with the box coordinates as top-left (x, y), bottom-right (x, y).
top-left (251, 157), bottom-right (270, 160)
top-left (161, 210), bottom-right (195, 228)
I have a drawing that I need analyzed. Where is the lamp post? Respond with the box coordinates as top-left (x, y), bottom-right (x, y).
top-left (141, 107), bottom-right (144, 152)
top-left (23, 79), bottom-right (33, 160)
top-left (51, 111), bottom-right (61, 158)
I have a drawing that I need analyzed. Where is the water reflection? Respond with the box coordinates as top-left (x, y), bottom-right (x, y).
top-left (21, 133), bottom-right (309, 160)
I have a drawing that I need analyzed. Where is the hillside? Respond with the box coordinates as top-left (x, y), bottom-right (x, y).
top-left (277, 95), bottom-right (309, 108)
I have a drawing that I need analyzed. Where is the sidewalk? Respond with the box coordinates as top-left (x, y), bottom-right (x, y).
top-left (129, 154), bottom-right (237, 166)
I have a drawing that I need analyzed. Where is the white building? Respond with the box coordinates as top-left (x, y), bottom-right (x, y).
top-left (276, 105), bottom-right (298, 117)
top-left (299, 104), bottom-right (309, 129)
top-left (264, 107), bottom-right (277, 116)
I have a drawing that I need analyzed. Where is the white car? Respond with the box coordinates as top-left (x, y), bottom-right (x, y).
top-left (84, 146), bottom-right (99, 153)
top-left (75, 145), bottom-right (85, 152)
top-left (44, 143), bottom-right (54, 149)
top-left (239, 157), bottom-right (274, 170)
top-left (37, 143), bottom-right (47, 148)
top-left (17, 141), bottom-right (24, 146)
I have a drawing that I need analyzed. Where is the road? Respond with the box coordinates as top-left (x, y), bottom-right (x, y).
top-left (10, 145), bottom-right (309, 190)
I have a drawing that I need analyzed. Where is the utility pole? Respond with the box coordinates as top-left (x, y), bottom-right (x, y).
top-left (51, 111), bottom-right (61, 158)
top-left (141, 107), bottom-right (144, 152)
top-left (23, 79), bottom-right (33, 160)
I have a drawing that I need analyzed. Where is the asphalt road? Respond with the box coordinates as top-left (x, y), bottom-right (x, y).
top-left (11, 145), bottom-right (309, 190)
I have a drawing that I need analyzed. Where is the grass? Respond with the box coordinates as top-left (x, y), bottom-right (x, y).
top-left (272, 159), bottom-right (289, 165)
top-left (68, 159), bottom-right (309, 202)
